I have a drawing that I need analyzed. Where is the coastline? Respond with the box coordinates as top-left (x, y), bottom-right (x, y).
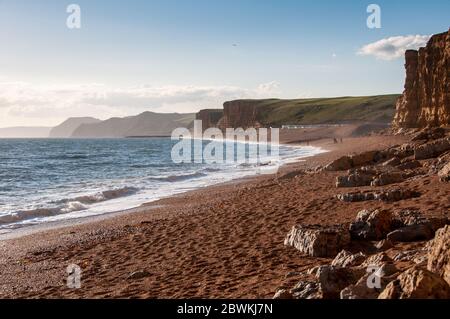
top-left (0, 137), bottom-right (326, 239)
top-left (0, 135), bottom-right (412, 298)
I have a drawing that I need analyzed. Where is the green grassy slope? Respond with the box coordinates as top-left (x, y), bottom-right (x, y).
top-left (241, 94), bottom-right (399, 126)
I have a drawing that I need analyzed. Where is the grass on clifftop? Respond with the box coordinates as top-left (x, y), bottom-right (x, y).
top-left (245, 94), bottom-right (399, 126)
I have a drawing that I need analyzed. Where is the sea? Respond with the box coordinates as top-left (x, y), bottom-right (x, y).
top-left (0, 138), bottom-right (325, 232)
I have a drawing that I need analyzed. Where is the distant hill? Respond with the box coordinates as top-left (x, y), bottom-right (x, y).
top-left (72, 112), bottom-right (195, 138)
top-left (0, 127), bottom-right (52, 138)
top-left (49, 117), bottom-right (101, 138)
top-left (248, 94), bottom-right (400, 126)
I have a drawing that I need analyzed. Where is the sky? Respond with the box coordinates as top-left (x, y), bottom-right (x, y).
top-left (0, 0), bottom-right (449, 127)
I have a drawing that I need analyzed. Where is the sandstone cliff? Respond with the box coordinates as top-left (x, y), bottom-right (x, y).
top-left (217, 100), bottom-right (262, 130)
top-left (195, 109), bottom-right (223, 130)
top-left (393, 29), bottom-right (450, 128)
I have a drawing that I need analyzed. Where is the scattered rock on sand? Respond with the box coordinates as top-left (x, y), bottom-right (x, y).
top-left (331, 250), bottom-right (366, 268)
top-left (324, 156), bottom-right (353, 171)
top-left (349, 151), bottom-right (378, 167)
top-left (127, 270), bottom-right (151, 280)
top-left (349, 210), bottom-right (393, 240)
top-left (414, 137), bottom-right (450, 160)
top-left (382, 157), bottom-right (401, 167)
top-left (284, 225), bottom-right (350, 258)
top-left (273, 289), bottom-right (293, 299)
top-left (315, 265), bottom-right (364, 299)
top-left (340, 266), bottom-right (398, 299)
top-left (438, 162), bottom-right (450, 182)
top-left (371, 172), bottom-right (405, 186)
top-left (291, 280), bottom-right (323, 299)
top-left (362, 252), bottom-right (393, 267)
top-left (387, 224), bottom-right (435, 242)
top-left (396, 160), bottom-right (422, 170)
top-left (375, 239), bottom-right (394, 251)
top-left (427, 225), bottom-right (450, 285)
top-left (337, 189), bottom-right (420, 203)
top-left (378, 267), bottom-right (450, 299)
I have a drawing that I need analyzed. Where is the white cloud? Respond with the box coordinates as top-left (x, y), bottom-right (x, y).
top-left (357, 35), bottom-right (431, 60)
top-left (0, 81), bottom-right (281, 126)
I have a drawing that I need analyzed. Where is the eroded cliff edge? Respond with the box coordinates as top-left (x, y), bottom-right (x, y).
top-left (393, 29), bottom-right (450, 128)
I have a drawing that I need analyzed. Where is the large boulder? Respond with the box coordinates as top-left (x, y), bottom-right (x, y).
top-left (378, 267), bottom-right (450, 299)
top-left (427, 226), bottom-right (450, 285)
top-left (414, 137), bottom-right (450, 160)
top-left (349, 210), bottom-right (393, 240)
top-left (284, 225), bottom-right (350, 257)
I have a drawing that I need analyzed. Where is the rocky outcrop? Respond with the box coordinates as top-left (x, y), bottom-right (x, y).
top-left (414, 137), bottom-right (450, 160)
top-left (393, 30), bottom-right (450, 128)
top-left (378, 267), bottom-right (450, 299)
top-left (331, 250), bottom-right (366, 268)
top-left (324, 151), bottom-right (378, 171)
top-left (349, 210), bottom-right (393, 240)
top-left (337, 189), bottom-right (420, 203)
top-left (195, 109), bottom-right (223, 130)
top-left (284, 225), bottom-right (350, 257)
top-left (427, 226), bottom-right (450, 285)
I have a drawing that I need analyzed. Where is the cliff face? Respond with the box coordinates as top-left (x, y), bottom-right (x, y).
top-left (195, 109), bottom-right (223, 129)
top-left (393, 30), bottom-right (450, 128)
top-left (217, 100), bottom-right (262, 130)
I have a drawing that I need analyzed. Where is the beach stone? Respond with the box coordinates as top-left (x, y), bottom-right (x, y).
top-left (273, 289), bottom-right (293, 299)
top-left (414, 137), bottom-right (450, 160)
top-left (393, 211), bottom-right (449, 233)
top-left (378, 267), bottom-right (450, 299)
top-left (376, 189), bottom-right (420, 202)
top-left (349, 210), bottom-right (393, 240)
top-left (361, 253), bottom-right (393, 269)
top-left (382, 157), bottom-right (401, 167)
top-left (375, 239), bottom-right (394, 251)
top-left (340, 267), bottom-right (398, 299)
top-left (396, 160), bottom-right (422, 171)
top-left (411, 128), bottom-right (446, 141)
top-left (387, 224), bottom-right (435, 243)
top-left (331, 250), bottom-right (366, 268)
top-left (291, 280), bottom-right (323, 299)
top-left (315, 265), bottom-right (364, 299)
top-left (284, 225), bottom-right (350, 258)
top-left (336, 170), bottom-right (374, 188)
top-left (438, 162), bottom-right (450, 182)
top-left (127, 270), bottom-right (151, 280)
top-left (371, 172), bottom-right (405, 186)
top-left (337, 189), bottom-right (420, 203)
top-left (349, 151), bottom-right (378, 167)
top-left (324, 156), bottom-right (353, 171)
top-left (427, 226), bottom-right (450, 285)
top-left (336, 191), bottom-right (375, 202)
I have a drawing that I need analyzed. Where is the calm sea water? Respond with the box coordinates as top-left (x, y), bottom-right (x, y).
top-left (0, 138), bottom-right (325, 231)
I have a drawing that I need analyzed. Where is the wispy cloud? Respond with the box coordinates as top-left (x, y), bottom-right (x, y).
top-left (357, 35), bottom-right (431, 60)
top-left (0, 81), bottom-right (281, 125)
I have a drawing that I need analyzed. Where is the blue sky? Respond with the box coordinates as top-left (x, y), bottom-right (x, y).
top-left (0, 0), bottom-right (449, 126)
